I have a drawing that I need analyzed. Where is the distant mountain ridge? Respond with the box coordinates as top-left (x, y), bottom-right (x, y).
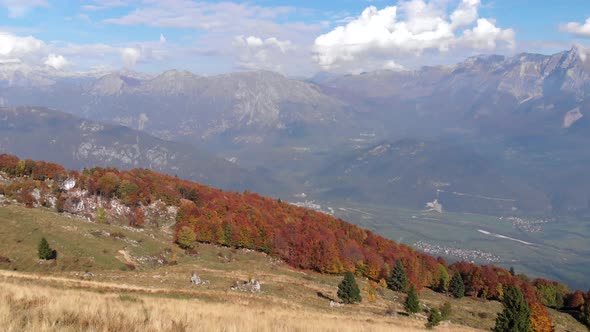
top-left (3, 47), bottom-right (590, 217)
top-left (0, 107), bottom-right (283, 194)
top-left (0, 69), bottom-right (347, 146)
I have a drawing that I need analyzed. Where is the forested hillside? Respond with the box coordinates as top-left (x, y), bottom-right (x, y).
top-left (0, 154), bottom-right (589, 330)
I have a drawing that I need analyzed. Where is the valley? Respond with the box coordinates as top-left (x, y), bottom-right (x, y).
top-left (317, 200), bottom-right (590, 290)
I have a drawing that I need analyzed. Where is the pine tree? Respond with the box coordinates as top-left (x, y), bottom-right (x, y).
top-left (426, 308), bottom-right (443, 329)
top-left (405, 285), bottom-right (420, 314)
top-left (388, 260), bottom-right (408, 292)
top-left (337, 271), bottom-right (362, 304)
top-left (449, 272), bottom-right (465, 298)
top-left (38, 237), bottom-right (55, 260)
top-left (493, 285), bottom-right (532, 332)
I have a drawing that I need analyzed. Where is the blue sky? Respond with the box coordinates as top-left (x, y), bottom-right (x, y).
top-left (1, 0), bottom-right (590, 75)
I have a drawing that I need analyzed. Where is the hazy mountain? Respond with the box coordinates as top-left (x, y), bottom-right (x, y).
top-left (314, 46), bottom-right (590, 138)
top-left (310, 139), bottom-right (551, 216)
top-left (0, 107), bottom-right (284, 194)
top-left (0, 69), bottom-right (348, 147)
top-left (3, 47), bottom-right (590, 217)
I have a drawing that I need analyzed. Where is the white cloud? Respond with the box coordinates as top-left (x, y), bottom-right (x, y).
top-left (313, 0), bottom-right (515, 70)
top-left (0, 32), bottom-right (44, 59)
top-left (104, 1), bottom-right (295, 32)
top-left (0, 0), bottom-right (47, 17)
top-left (461, 18), bottom-right (515, 50)
top-left (450, 0), bottom-right (480, 29)
top-left (234, 35), bottom-right (295, 72)
top-left (99, 0), bottom-right (326, 75)
top-left (383, 60), bottom-right (404, 71)
top-left (121, 47), bottom-right (141, 68)
top-left (44, 54), bottom-right (69, 70)
top-left (559, 18), bottom-right (590, 38)
top-left (82, 0), bottom-right (129, 11)
top-left (237, 35), bottom-right (294, 53)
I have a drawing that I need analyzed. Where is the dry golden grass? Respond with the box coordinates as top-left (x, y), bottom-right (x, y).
top-left (0, 272), bottom-right (482, 332)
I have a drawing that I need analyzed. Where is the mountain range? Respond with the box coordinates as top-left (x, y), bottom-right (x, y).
top-left (2, 46), bottom-right (590, 217)
top-left (0, 107), bottom-right (282, 194)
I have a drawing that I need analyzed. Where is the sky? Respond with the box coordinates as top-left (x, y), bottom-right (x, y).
top-left (1, 0), bottom-right (590, 76)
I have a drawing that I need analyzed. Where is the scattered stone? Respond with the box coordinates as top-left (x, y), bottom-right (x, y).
top-left (329, 300), bottom-right (344, 308)
top-left (190, 272), bottom-right (209, 285)
top-left (83, 271), bottom-right (95, 278)
top-left (190, 272), bottom-right (201, 284)
top-left (231, 278), bottom-right (261, 293)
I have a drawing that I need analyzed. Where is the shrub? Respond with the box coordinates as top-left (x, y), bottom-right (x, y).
top-left (441, 301), bottom-right (452, 320)
top-left (176, 226), bottom-right (197, 249)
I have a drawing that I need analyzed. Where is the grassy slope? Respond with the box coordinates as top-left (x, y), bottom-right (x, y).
top-left (0, 204), bottom-right (585, 332)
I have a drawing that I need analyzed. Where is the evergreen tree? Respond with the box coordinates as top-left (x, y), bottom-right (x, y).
top-left (405, 285), bottom-right (420, 314)
top-left (426, 308), bottom-right (443, 329)
top-left (493, 286), bottom-right (532, 332)
top-left (509, 266), bottom-right (516, 276)
top-left (449, 272), bottom-right (465, 298)
top-left (38, 237), bottom-right (55, 260)
top-left (337, 271), bottom-right (362, 304)
top-left (388, 260), bottom-right (408, 292)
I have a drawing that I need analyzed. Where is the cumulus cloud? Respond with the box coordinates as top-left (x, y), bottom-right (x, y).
top-left (233, 35), bottom-right (295, 72)
top-left (0, 32), bottom-right (44, 61)
top-left (0, 0), bottom-right (47, 17)
top-left (237, 35), bottom-right (294, 53)
top-left (121, 47), bottom-right (141, 68)
top-left (559, 18), bottom-right (590, 38)
top-left (313, 0), bottom-right (515, 69)
top-left (44, 54), bottom-right (69, 70)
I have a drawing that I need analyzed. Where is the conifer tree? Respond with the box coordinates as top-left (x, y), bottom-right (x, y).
top-left (449, 272), bottom-right (465, 298)
top-left (388, 260), bottom-right (408, 292)
top-left (426, 308), bottom-right (443, 329)
top-left (493, 286), bottom-right (532, 332)
top-left (337, 271), bottom-right (362, 304)
top-left (38, 237), bottom-right (55, 260)
top-left (405, 285), bottom-right (420, 314)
